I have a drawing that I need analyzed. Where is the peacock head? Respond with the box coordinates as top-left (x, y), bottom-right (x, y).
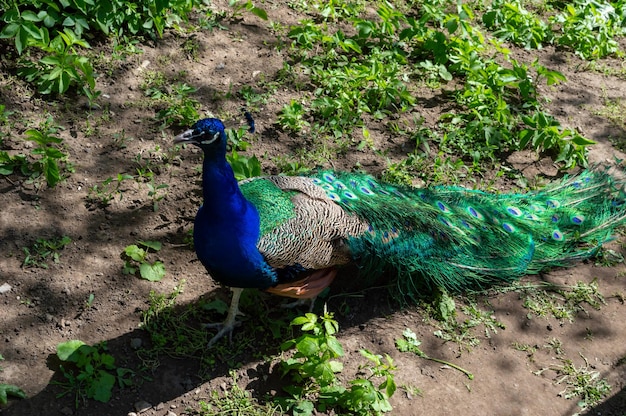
top-left (174, 118), bottom-right (227, 154)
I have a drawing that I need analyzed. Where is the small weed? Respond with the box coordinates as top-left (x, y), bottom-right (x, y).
top-left (277, 100), bottom-right (309, 133)
top-left (512, 342), bottom-right (537, 359)
top-left (519, 280), bottom-right (606, 322)
top-left (194, 370), bottom-right (282, 415)
top-left (122, 241), bottom-right (166, 282)
top-left (2, 116), bottom-right (74, 188)
top-left (396, 328), bottom-right (473, 379)
top-left (145, 177), bottom-right (169, 212)
top-left (52, 340), bottom-right (133, 408)
top-left (84, 293), bottom-right (95, 309)
top-left (86, 173), bottom-right (134, 208)
top-left (111, 130), bottom-right (133, 149)
top-left (544, 338), bottom-right (565, 356)
top-left (227, 0), bottom-right (268, 22)
top-left (423, 292), bottom-right (504, 351)
top-left (0, 354), bottom-right (26, 405)
top-left (181, 36), bottom-right (201, 61)
top-left (22, 235), bottom-right (71, 269)
top-left (534, 353), bottom-right (611, 412)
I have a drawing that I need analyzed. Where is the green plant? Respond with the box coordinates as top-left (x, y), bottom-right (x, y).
top-left (534, 353), bottom-right (611, 411)
top-left (52, 340), bottom-right (133, 407)
top-left (146, 177), bottom-right (169, 211)
top-left (0, 0), bottom-right (197, 96)
top-left (519, 280), bottom-right (606, 322)
top-left (0, 354), bottom-right (26, 405)
top-left (11, 117), bottom-right (73, 188)
top-left (22, 235), bottom-right (71, 268)
top-left (17, 28), bottom-right (98, 99)
top-left (277, 100), bottom-right (309, 133)
top-left (196, 370), bottom-right (282, 415)
top-left (551, 0), bottom-right (626, 59)
top-left (86, 173), bottom-right (134, 207)
top-left (396, 328), bottom-right (473, 379)
top-left (482, 0), bottom-right (553, 49)
top-left (276, 311), bottom-right (396, 415)
top-left (150, 83), bottom-right (201, 128)
top-left (122, 241), bottom-right (166, 282)
top-left (227, 0), bottom-right (268, 21)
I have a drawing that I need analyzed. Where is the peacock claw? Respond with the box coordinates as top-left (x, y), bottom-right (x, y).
top-left (205, 287), bottom-right (244, 348)
top-left (205, 320), bottom-right (242, 347)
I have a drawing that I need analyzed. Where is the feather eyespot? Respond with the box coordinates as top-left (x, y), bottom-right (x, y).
top-left (547, 199), bottom-right (560, 209)
top-left (551, 214), bottom-right (560, 223)
top-left (343, 191), bottom-right (358, 200)
top-left (323, 173), bottom-right (336, 183)
top-left (552, 230), bottom-right (565, 241)
top-left (359, 186), bottom-right (374, 195)
top-left (502, 223), bottom-right (515, 233)
top-left (327, 192), bottom-right (340, 201)
top-left (571, 214), bottom-right (585, 225)
top-left (334, 181), bottom-right (347, 190)
top-left (467, 206), bottom-right (484, 220)
top-left (506, 206), bottom-right (522, 217)
top-left (436, 201), bottom-right (450, 213)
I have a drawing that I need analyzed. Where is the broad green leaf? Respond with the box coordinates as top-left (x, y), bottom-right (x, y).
top-left (0, 23), bottom-right (19, 38)
top-left (56, 339), bottom-right (86, 361)
top-left (124, 245), bottom-right (145, 262)
top-left (139, 240), bottom-right (162, 251)
top-left (326, 336), bottom-right (344, 357)
top-left (21, 10), bottom-right (41, 22)
top-left (139, 261), bottom-right (165, 282)
top-left (295, 335), bottom-right (319, 356)
top-left (0, 384), bottom-right (26, 404)
top-left (44, 159), bottom-right (60, 187)
top-left (90, 370), bottom-right (115, 402)
top-left (249, 6), bottom-right (268, 20)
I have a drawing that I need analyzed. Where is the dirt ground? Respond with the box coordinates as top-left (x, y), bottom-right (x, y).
top-left (1, 2), bottom-right (626, 415)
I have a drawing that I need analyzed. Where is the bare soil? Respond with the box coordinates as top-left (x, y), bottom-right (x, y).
top-left (1, 2), bottom-right (626, 416)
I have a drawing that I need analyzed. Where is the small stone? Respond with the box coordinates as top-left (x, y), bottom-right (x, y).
top-left (134, 400), bottom-right (152, 412)
top-left (166, 411), bottom-right (177, 416)
top-left (130, 338), bottom-right (142, 350)
top-left (127, 413), bottom-right (138, 416)
top-left (156, 402), bottom-right (164, 410)
top-left (60, 406), bottom-right (73, 415)
top-left (0, 283), bottom-right (11, 294)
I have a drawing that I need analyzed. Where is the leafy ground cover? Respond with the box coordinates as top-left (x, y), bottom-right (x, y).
top-left (0, 0), bottom-right (625, 415)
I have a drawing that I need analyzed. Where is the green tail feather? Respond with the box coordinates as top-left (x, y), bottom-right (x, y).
top-left (309, 168), bottom-right (626, 296)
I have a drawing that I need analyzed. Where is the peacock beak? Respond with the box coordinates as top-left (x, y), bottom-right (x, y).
top-left (174, 129), bottom-right (197, 144)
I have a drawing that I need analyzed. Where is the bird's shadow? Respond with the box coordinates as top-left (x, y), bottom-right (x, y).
top-left (0, 274), bottom-right (404, 415)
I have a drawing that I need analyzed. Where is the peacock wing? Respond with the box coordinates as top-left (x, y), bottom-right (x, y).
top-left (239, 176), bottom-right (369, 271)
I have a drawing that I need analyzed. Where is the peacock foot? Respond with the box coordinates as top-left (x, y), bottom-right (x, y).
top-left (205, 287), bottom-right (244, 348)
top-left (205, 319), bottom-right (242, 347)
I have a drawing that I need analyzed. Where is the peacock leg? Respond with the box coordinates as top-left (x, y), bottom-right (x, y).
top-left (205, 287), bottom-right (244, 347)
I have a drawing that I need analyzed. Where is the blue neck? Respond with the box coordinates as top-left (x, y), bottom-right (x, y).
top-left (194, 148), bottom-right (277, 288)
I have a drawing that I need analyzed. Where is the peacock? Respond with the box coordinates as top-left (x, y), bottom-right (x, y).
top-left (175, 116), bottom-right (626, 346)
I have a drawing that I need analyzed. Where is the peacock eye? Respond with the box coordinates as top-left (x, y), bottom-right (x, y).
top-left (200, 131), bottom-right (221, 145)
